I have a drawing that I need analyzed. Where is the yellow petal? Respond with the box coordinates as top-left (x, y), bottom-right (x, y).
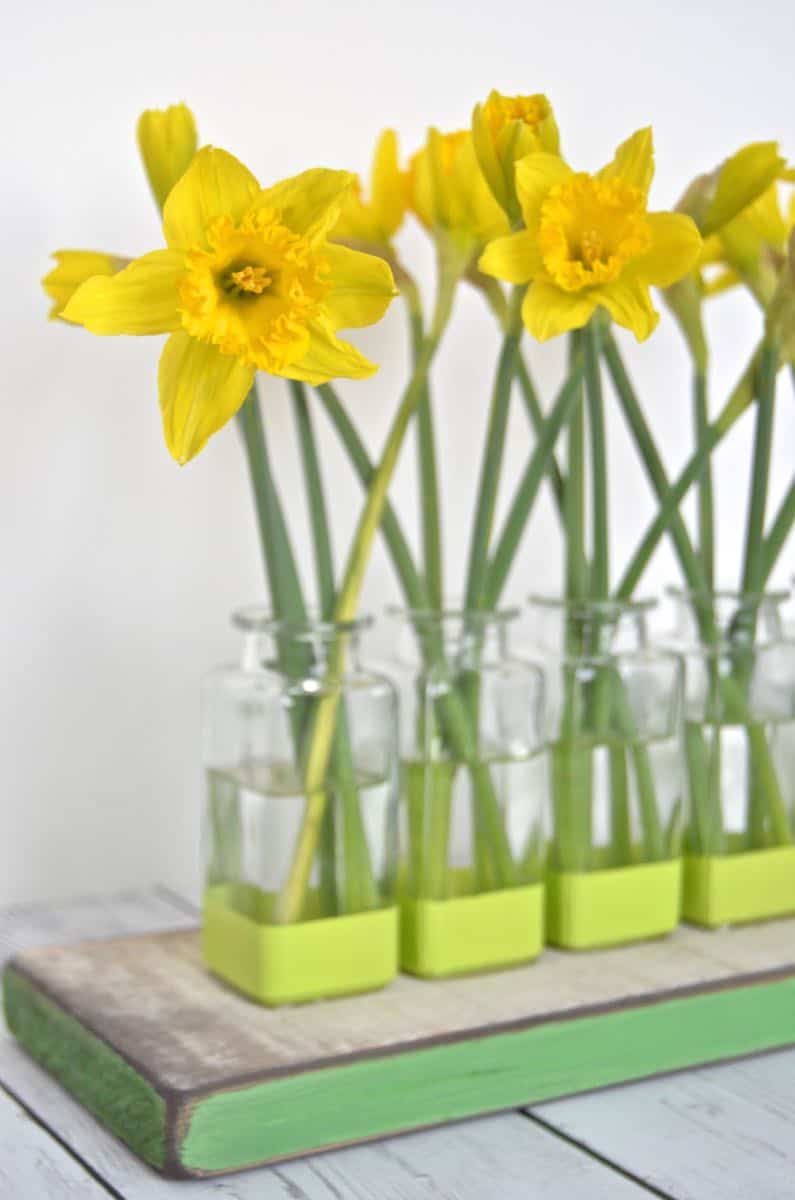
top-left (593, 279), bottom-right (659, 341)
top-left (323, 244), bottom-right (397, 329)
top-left (479, 230), bottom-right (542, 283)
top-left (158, 332), bottom-right (255, 463)
top-left (629, 212), bottom-right (702, 287)
top-left (521, 279), bottom-right (597, 341)
top-left (162, 147), bottom-right (260, 250)
top-left (471, 100), bottom-right (508, 211)
top-left (703, 142), bottom-right (785, 236)
top-left (137, 103), bottom-right (198, 210)
top-left (62, 250), bottom-right (184, 335)
top-left (598, 128), bottom-right (654, 198)
top-left (515, 153), bottom-right (571, 231)
top-left (703, 267), bottom-right (741, 296)
top-left (257, 168), bottom-right (354, 243)
top-left (281, 318), bottom-right (378, 385)
top-left (42, 250), bottom-right (128, 318)
top-left (370, 129), bottom-right (406, 239)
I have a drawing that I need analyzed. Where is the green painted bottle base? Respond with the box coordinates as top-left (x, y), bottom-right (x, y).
top-left (546, 859), bottom-right (682, 950)
top-left (202, 886), bottom-right (399, 1007)
top-left (684, 845), bottom-right (795, 928)
top-left (400, 884), bottom-right (544, 978)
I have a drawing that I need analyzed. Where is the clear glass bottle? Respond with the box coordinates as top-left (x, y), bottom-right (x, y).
top-left (387, 607), bottom-right (548, 900)
top-left (667, 588), bottom-right (795, 859)
top-left (202, 608), bottom-right (400, 926)
top-left (530, 597), bottom-right (687, 874)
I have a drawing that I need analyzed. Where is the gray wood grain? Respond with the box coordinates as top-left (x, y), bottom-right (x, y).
top-left (532, 1046), bottom-right (795, 1200)
top-left (0, 1083), bottom-right (110, 1197)
top-left (12, 910), bottom-right (795, 1092)
top-left (0, 889), bottom-right (651, 1198)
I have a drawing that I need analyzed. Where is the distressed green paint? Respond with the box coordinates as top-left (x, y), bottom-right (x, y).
top-left (181, 976), bottom-right (795, 1174)
top-left (2, 968), bottom-right (166, 1169)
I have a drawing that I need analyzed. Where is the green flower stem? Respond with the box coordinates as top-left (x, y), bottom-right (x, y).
top-left (565, 333), bottom-right (589, 604)
top-left (289, 381), bottom-right (336, 617)
top-left (741, 342), bottom-right (778, 595)
top-left (464, 286), bottom-right (525, 609)
top-left (515, 354), bottom-right (566, 520)
top-left (615, 346), bottom-right (761, 601)
top-left (290, 381), bottom-right (378, 914)
top-left (693, 368), bottom-right (715, 589)
top-left (483, 357), bottom-right (586, 608)
top-left (602, 332), bottom-right (707, 597)
top-left (315, 384), bottom-right (428, 608)
top-left (317, 385), bottom-right (515, 894)
top-left (760, 475), bottom-right (795, 587)
top-left (403, 275), bottom-right (444, 609)
top-left (274, 259), bottom-right (462, 924)
top-left (585, 323), bottom-right (609, 600)
top-left (237, 390), bottom-right (310, 694)
top-left (608, 747), bottom-right (632, 865)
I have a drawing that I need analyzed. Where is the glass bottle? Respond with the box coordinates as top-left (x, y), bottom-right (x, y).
top-left (201, 608), bottom-right (400, 1003)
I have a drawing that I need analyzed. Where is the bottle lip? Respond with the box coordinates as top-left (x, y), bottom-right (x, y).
top-left (528, 594), bottom-right (656, 617)
top-left (231, 606), bottom-right (373, 637)
top-left (385, 604), bottom-right (520, 627)
top-left (666, 586), bottom-right (790, 605)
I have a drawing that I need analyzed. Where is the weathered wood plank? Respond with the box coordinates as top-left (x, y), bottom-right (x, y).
top-left (7, 914), bottom-right (795, 1177)
top-left (532, 1046), bottom-right (795, 1200)
top-left (0, 1083), bottom-right (111, 1198)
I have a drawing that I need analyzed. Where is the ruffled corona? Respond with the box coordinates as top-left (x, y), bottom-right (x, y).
top-left (178, 209), bottom-right (331, 372)
top-left (538, 176), bottom-right (652, 293)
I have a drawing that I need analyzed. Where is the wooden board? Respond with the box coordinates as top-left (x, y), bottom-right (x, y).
top-left (4, 916), bottom-right (795, 1179)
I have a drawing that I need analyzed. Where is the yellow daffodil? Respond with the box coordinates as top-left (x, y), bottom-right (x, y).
top-left (472, 90), bottom-right (560, 218)
top-left (478, 128), bottom-right (702, 341)
top-left (137, 103), bottom-right (198, 209)
top-left (333, 129), bottom-right (408, 250)
top-left (42, 250), bottom-right (128, 318)
top-left (701, 177), bottom-right (794, 302)
top-left (409, 128), bottom-right (509, 261)
top-left (62, 147), bottom-right (397, 463)
top-left (678, 141), bottom-right (786, 238)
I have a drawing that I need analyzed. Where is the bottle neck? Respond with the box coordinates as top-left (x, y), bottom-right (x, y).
top-left (233, 610), bottom-right (366, 676)
top-left (530, 598), bottom-right (651, 658)
top-left (391, 608), bottom-right (514, 668)
top-left (669, 589), bottom-right (788, 647)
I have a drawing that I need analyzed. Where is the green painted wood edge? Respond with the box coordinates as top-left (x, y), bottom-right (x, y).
top-left (684, 847), bottom-right (795, 927)
top-left (546, 859), bottom-right (682, 949)
top-left (400, 884), bottom-right (544, 977)
top-left (2, 966), bottom-right (167, 1169)
top-left (180, 974), bottom-right (795, 1174)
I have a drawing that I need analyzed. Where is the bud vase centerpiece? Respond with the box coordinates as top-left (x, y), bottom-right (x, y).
top-left (43, 93), bottom-right (795, 1000)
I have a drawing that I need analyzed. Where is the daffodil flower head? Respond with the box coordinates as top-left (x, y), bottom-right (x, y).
top-left (62, 147), bottom-right (397, 463)
top-left (333, 129), bottom-right (408, 250)
top-left (472, 90), bottom-right (560, 218)
top-left (42, 250), bottom-right (128, 318)
top-left (478, 128), bottom-right (702, 342)
top-left (409, 128), bottom-right (509, 264)
top-left (678, 141), bottom-right (786, 238)
top-left (700, 174), bottom-right (794, 304)
top-left (137, 103), bottom-right (198, 210)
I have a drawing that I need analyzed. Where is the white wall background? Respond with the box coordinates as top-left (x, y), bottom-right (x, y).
top-left (1, 0), bottom-right (793, 905)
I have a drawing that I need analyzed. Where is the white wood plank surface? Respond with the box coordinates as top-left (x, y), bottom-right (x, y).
top-left (0, 889), bottom-right (652, 1199)
top-left (532, 1046), bottom-right (795, 1200)
top-left (0, 1083), bottom-right (110, 1198)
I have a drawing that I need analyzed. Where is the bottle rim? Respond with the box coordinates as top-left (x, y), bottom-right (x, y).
top-left (666, 585), bottom-right (790, 606)
top-left (528, 593), bottom-right (656, 617)
top-left (385, 604), bottom-right (520, 627)
top-left (231, 606), bottom-right (373, 637)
